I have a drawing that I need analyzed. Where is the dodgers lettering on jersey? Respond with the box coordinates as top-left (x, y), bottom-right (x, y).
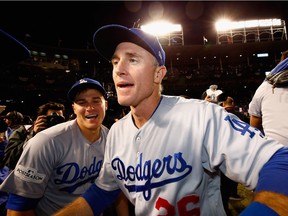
top-left (112, 152), bottom-right (192, 200)
top-left (55, 156), bottom-right (103, 193)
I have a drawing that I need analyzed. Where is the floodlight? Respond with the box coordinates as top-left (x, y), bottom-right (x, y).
top-left (141, 21), bottom-right (182, 36)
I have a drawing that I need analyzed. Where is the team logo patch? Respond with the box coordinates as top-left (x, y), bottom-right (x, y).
top-left (15, 164), bottom-right (46, 183)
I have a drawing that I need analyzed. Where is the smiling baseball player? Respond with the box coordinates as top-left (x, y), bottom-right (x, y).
top-left (0, 78), bottom-right (129, 215)
top-left (54, 25), bottom-right (288, 216)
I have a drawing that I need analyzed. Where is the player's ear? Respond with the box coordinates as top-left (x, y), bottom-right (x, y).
top-left (154, 66), bottom-right (167, 84)
top-left (72, 104), bottom-right (76, 114)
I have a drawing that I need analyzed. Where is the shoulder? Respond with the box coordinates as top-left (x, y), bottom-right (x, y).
top-left (101, 125), bottom-right (109, 136)
top-left (161, 95), bottom-right (208, 109)
top-left (255, 81), bottom-right (272, 93)
top-left (160, 95), bottom-right (223, 120)
top-left (29, 120), bottom-right (75, 145)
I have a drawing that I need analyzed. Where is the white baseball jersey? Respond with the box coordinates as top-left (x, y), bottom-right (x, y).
top-left (0, 119), bottom-right (108, 216)
top-left (95, 95), bottom-right (283, 216)
top-left (249, 80), bottom-right (288, 146)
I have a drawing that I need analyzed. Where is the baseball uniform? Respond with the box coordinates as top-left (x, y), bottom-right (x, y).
top-left (249, 80), bottom-right (288, 146)
top-left (0, 119), bottom-right (108, 216)
top-left (92, 95), bottom-right (283, 216)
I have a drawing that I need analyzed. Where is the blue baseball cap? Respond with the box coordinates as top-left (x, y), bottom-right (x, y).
top-left (0, 29), bottom-right (30, 63)
top-left (67, 78), bottom-right (107, 101)
top-left (93, 24), bottom-right (166, 66)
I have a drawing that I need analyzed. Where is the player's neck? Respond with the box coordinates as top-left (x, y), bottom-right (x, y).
top-left (131, 95), bottom-right (162, 128)
top-left (81, 126), bottom-right (101, 143)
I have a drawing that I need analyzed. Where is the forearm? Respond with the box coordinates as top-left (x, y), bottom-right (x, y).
top-left (254, 191), bottom-right (288, 215)
top-left (7, 209), bottom-right (36, 216)
top-left (115, 192), bottom-right (130, 216)
top-left (241, 147), bottom-right (288, 215)
top-left (53, 197), bottom-right (93, 216)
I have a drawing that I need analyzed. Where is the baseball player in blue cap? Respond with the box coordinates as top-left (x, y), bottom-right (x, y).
top-left (0, 78), bottom-right (129, 215)
top-left (54, 25), bottom-right (288, 216)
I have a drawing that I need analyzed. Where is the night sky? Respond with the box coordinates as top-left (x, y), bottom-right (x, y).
top-left (0, 1), bottom-right (287, 48)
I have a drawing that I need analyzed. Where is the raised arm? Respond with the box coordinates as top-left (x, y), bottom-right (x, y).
top-left (53, 197), bottom-right (93, 216)
top-left (7, 209), bottom-right (36, 216)
top-left (240, 147), bottom-right (288, 215)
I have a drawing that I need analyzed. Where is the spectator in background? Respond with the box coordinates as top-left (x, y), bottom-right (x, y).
top-left (0, 78), bottom-right (129, 216)
top-left (0, 102), bottom-right (65, 170)
top-left (223, 96), bottom-right (249, 124)
top-left (201, 84), bottom-right (225, 104)
top-left (0, 111), bottom-right (24, 216)
top-left (249, 51), bottom-right (288, 145)
top-left (4, 111), bottom-right (24, 137)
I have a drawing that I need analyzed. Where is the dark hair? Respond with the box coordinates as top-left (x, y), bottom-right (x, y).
top-left (5, 111), bottom-right (24, 125)
top-left (37, 102), bottom-right (65, 116)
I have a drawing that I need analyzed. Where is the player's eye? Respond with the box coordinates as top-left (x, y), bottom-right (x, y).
top-left (111, 59), bottom-right (118, 66)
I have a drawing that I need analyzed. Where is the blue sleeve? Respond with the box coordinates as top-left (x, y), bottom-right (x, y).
top-left (240, 202), bottom-right (278, 216)
top-left (240, 147), bottom-right (288, 215)
top-left (256, 147), bottom-right (288, 196)
top-left (82, 184), bottom-right (121, 216)
top-left (6, 193), bottom-right (40, 211)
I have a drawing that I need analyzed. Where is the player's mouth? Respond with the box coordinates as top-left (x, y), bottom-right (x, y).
top-left (116, 82), bottom-right (134, 89)
top-left (85, 114), bottom-right (98, 119)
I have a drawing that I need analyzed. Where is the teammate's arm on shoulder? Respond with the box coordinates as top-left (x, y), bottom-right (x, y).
top-left (250, 147), bottom-right (288, 215)
top-left (253, 191), bottom-right (288, 215)
top-left (7, 209), bottom-right (36, 216)
top-left (53, 197), bottom-right (93, 216)
top-left (115, 191), bottom-right (130, 216)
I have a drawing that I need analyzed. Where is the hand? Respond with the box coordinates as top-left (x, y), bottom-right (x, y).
top-left (204, 95), bottom-right (212, 102)
top-left (32, 115), bottom-right (48, 134)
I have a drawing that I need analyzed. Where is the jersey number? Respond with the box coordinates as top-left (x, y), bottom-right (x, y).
top-left (155, 195), bottom-right (200, 216)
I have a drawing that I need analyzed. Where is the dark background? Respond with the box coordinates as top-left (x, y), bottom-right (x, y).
top-left (1, 1), bottom-right (287, 48)
top-left (0, 1), bottom-right (288, 119)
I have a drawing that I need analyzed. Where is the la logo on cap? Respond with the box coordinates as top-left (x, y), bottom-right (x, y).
top-left (79, 79), bottom-right (88, 84)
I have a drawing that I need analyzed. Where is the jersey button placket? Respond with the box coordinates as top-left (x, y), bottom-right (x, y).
top-left (135, 135), bottom-right (142, 200)
top-left (136, 136), bottom-right (141, 158)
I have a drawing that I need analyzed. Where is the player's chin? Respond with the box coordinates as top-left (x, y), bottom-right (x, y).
top-left (85, 123), bottom-right (101, 130)
top-left (85, 117), bottom-right (100, 124)
top-left (117, 96), bottom-right (134, 107)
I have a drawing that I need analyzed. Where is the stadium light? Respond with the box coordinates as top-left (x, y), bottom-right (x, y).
top-left (140, 21), bottom-right (184, 46)
top-left (141, 21), bottom-right (182, 36)
top-left (215, 18), bottom-right (287, 44)
top-left (215, 18), bottom-right (282, 32)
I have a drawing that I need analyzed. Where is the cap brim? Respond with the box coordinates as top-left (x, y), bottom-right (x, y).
top-left (67, 83), bottom-right (107, 102)
top-left (93, 24), bottom-right (154, 62)
top-left (0, 29), bottom-right (30, 64)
